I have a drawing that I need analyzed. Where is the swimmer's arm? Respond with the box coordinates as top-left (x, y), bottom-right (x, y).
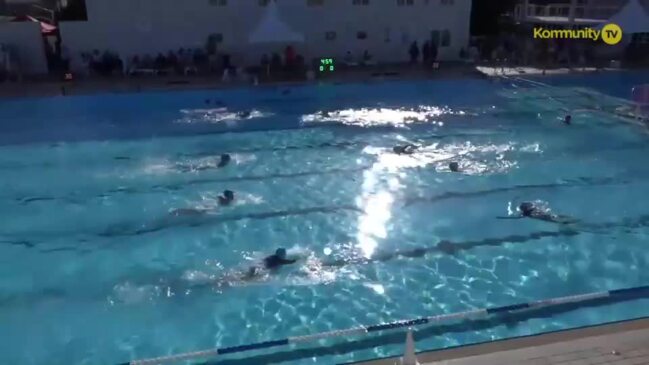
top-left (496, 215), bottom-right (524, 220)
top-left (552, 215), bottom-right (580, 224)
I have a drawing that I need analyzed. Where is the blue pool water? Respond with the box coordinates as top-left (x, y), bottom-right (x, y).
top-left (1, 74), bottom-right (649, 365)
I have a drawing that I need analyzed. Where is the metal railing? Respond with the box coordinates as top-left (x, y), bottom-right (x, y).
top-left (116, 284), bottom-right (649, 365)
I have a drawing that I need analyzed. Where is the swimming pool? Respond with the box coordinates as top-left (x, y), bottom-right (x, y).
top-left (1, 74), bottom-right (649, 365)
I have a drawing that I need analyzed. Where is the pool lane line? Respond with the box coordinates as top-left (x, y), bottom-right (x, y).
top-left (0, 230), bottom-right (587, 307)
top-left (0, 126), bottom-right (506, 172)
top-left (116, 285), bottom-right (649, 365)
top-left (0, 226), bottom-right (630, 309)
top-left (11, 135), bottom-right (649, 207)
top-left (101, 172), bottom-right (599, 238)
top-left (3, 171), bottom-right (644, 245)
top-left (319, 230), bottom-right (579, 268)
top-left (97, 205), bottom-right (365, 238)
top-left (177, 131), bottom-right (509, 159)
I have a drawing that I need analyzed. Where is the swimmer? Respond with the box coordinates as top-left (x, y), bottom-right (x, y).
top-left (393, 144), bottom-right (418, 155)
top-left (320, 110), bottom-right (331, 118)
top-left (237, 111), bottom-right (252, 118)
top-left (263, 248), bottom-right (297, 270)
top-left (498, 201), bottom-right (578, 224)
top-left (218, 190), bottom-right (235, 206)
top-left (564, 115), bottom-right (572, 125)
top-left (449, 162), bottom-right (460, 172)
top-left (245, 248), bottom-right (298, 278)
top-left (217, 153), bottom-right (231, 168)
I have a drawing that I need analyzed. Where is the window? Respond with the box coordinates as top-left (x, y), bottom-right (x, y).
top-left (209, 0), bottom-right (227, 6)
top-left (441, 30), bottom-right (451, 47)
top-left (397, 0), bottom-right (414, 5)
top-left (352, 0), bottom-right (369, 5)
top-left (632, 33), bottom-right (649, 44)
top-left (259, 0), bottom-right (270, 6)
top-left (307, 0), bottom-right (324, 5)
top-left (325, 31), bottom-right (337, 41)
top-left (357, 31), bottom-right (368, 40)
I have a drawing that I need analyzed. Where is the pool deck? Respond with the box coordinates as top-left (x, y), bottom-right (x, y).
top-left (2, 63), bottom-right (641, 99)
top-left (350, 317), bottom-right (649, 365)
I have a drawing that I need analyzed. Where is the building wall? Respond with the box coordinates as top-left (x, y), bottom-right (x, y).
top-left (0, 21), bottom-right (48, 74)
top-left (60, 0), bottom-right (472, 72)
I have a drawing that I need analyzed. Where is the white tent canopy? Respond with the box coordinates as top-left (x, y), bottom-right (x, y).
top-left (248, 1), bottom-right (305, 44)
top-left (597, 0), bottom-right (649, 33)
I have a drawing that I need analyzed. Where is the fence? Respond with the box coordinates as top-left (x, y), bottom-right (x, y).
top-left (117, 284), bottom-right (649, 365)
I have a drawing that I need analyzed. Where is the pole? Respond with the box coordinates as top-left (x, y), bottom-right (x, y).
top-left (568, 0), bottom-right (577, 25)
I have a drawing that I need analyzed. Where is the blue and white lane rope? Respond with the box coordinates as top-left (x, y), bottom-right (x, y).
top-left (120, 285), bottom-right (649, 365)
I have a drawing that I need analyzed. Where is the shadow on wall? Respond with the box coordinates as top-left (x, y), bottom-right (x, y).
top-left (200, 292), bottom-right (649, 365)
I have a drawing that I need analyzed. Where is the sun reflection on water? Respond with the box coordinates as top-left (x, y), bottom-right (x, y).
top-left (301, 105), bottom-right (461, 128)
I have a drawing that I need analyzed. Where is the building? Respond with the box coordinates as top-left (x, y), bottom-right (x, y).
top-left (55, 0), bottom-right (471, 73)
top-left (514, 0), bottom-right (649, 26)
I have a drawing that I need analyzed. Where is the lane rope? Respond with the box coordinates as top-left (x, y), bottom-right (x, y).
top-left (119, 285), bottom-right (649, 365)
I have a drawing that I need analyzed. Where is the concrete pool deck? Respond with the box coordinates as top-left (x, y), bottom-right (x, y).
top-left (350, 317), bottom-right (649, 365)
top-left (2, 63), bottom-right (641, 99)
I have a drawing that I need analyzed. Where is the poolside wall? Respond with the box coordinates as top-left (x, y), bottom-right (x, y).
top-left (0, 22), bottom-right (48, 75)
top-left (59, 0), bottom-right (471, 73)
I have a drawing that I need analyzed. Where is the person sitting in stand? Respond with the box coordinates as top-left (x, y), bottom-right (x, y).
top-left (261, 54), bottom-right (270, 78)
top-left (344, 51), bottom-right (357, 67)
top-left (270, 53), bottom-right (282, 74)
top-left (361, 50), bottom-right (375, 66)
top-left (154, 53), bottom-right (167, 72)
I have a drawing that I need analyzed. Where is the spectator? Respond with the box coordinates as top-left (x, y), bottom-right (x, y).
top-left (176, 49), bottom-right (184, 69)
top-left (361, 50), bottom-right (374, 66)
top-left (261, 54), bottom-right (270, 76)
top-left (114, 53), bottom-right (124, 75)
top-left (90, 50), bottom-right (100, 74)
top-left (128, 55), bottom-right (140, 74)
top-left (142, 54), bottom-right (154, 69)
top-left (430, 41), bottom-right (438, 64)
top-left (60, 45), bottom-right (70, 72)
top-left (284, 45), bottom-right (296, 68)
top-left (271, 53), bottom-right (282, 72)
top-left (295, 54), bottom-right (305, 69)
top-left (344, 51), bottom-right (353, 63)
top-left (81, 52), bottom-right (91, 76)
top-left (155, 53), bottom-right (166, 70)
top-left (409, 41), bottom-right (420, 64)
top-left (422, 41), bottom-right (431, 65)
top-left (193, 48), bottom-right (207, 69)
top-left (101, 51), bottom-right (113, 75)
top-left (344, 50), bottom-right (356, 66)
top-left (167, 50), bottom-right (179, 73)
top-left (222, 53), bottom-right (232, 71)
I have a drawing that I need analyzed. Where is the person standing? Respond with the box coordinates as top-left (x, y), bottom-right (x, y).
top-left (422, 41), bottom-right (431, 66)
top-left (409, 41), bottom-right (420, 64)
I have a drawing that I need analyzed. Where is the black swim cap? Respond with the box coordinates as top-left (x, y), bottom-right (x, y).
top-left (276, 248), bottom-right (287, 257)
top-left (224, 190), bottom-right (234, 200)
top-left (519, 202), bottom-right (535, 213)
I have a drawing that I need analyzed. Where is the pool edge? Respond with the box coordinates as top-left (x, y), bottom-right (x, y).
top-left (344, 315), bottom-right (649, 365)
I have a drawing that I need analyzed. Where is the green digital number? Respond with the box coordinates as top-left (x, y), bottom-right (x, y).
top-left (319, 58), bottom-right (335, 72)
